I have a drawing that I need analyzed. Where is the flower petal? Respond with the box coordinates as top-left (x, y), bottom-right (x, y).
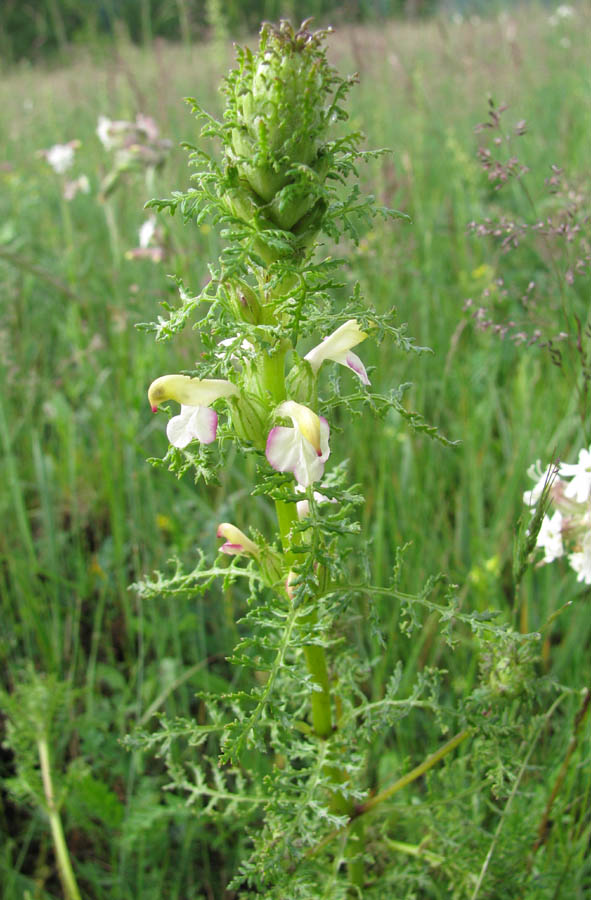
top-left (166, 405), bottom-right (198, 448)
top-left (277, 401), bottom-right (321, 453)
top-left (293, 436), bottom-right (326, 486)
top-left (267, 409), bottom-right (330, 486)
top-left (266, 426), bottom-right (303, 476)
top-left (166, 405), bottom-right (218, 447)
top-left (304, 320), bottom-right (368, 374)
top-left (344, 350), bottom-right (370, 385)
top-left (319, 416), bottom-right (330, 462)
top-left (191, 406), bottom-right (219, 444)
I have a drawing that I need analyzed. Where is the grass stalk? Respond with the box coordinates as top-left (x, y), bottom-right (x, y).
top-left (38, 736), bottom-right (82, 900)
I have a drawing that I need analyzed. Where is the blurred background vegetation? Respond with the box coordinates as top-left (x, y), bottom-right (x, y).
top-left (0, 0), bottom-right (561, 64)
top-left (1, 1), bottom-right (589, 898)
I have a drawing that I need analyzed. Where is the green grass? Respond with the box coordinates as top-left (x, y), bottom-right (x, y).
top-left (1, 5), bottom-right (590, 898)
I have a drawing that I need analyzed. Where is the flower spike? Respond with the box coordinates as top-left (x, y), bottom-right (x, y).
top-left (148, 375), bottom-right (237, 448)
top-left (266, 401), bottom-right (330, 487)
top-left (304, 319), bottom-right (370, 385)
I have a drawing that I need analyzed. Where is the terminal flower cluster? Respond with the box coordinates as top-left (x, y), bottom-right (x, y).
top-left (524, 446), bottom-right (591, 582)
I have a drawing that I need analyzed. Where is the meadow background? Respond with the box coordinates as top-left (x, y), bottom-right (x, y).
top-left (1, 2), bottom-right (590, 897)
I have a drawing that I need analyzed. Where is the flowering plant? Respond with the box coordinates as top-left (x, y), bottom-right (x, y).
top-left (131, 20), bottom-right (503, 896)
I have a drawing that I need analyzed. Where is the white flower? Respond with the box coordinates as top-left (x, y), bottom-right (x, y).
top-left (148, 374), bottom-right (238, 448)
top-left (304, 319), bottom-right (370, 385)
top-left (216, 523), bottom-right (259, 556)
top-left (523, 461), bottom-right (558, 507)
top-left (97, 115), bottom-right (114, 149)
top-left (560, 447), bottom-right (591, 503)
top-left (536, 510), bottom-right (564, 563)
top-left (139, 216), bottom-right (158, 248)
top-left (96, 115), bottom-right (132, 150)
top-left (42, 141), bottom-right (79, 174)
top-left (569, 532), bottom-right (591, 584)
top-left (265, 401), bottom-right (330, 487)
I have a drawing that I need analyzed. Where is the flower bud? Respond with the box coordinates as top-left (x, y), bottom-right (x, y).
top-left (217, 523), bottom-right (259, 557)
top-left (228, 391), bottom-right (269, 448)
top-left (258, 546), bottom-right (284, 586)
top-left (291, 198), bottom-right (329, 249)
top-left (224, 179), bottom-right (265, 223)
top-left (225, 279), bottom-right (262, 325)
top-left (285, 357), bottom-right (317, 407)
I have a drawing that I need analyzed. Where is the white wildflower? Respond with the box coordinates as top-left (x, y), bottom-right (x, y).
top-left (569, 532), bottom-right (591, 584)
top-left (536, 511), bottom-right (564, 563)
top-left (560, 447), bottom-right (591, 503)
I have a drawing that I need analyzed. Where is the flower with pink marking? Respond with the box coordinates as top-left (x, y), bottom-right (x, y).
top-left (266, 401), bottom-right (330, 487)
top-left (148, 374), bottom-right (237, 448)
top-left (304, 319), bottom-right (370, 385)
top-left (216, 523), bottom-right (259, 557)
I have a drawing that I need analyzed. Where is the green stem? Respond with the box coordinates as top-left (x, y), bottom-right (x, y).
top-left (38, 736), bottom-right (82, 900)
top-left (262, 346), bottom-right (288, 405)
top-left (262, 340), bottom-right (358, 879)
top-left (275, 498), bottom-right (297, 563)
top-left (274, 497), bottom-right (334, 737)
top-left (358, 727), bottom-right (472, 815)
top-left (306, 728), bottom-right (473, 861)
top-left (303, 640), bottom-right (333, 739)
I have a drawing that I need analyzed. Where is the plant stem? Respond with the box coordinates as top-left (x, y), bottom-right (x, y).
top-left (262, 345), bottom-right (288, 405)
top-left (37, 736), bottom-right (82, 900)
top-left (261, 333), bottom-right (359, 878)
top-left (306, 727), bottom-right (473, 861)
top-left (358, 727), bottom-right (471, 815)
top-left (303, 638), bottom-right (333, 739)
top-left (274, 497), bottom-right (334, 740)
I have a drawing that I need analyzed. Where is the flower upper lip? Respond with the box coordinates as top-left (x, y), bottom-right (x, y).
top-left (277, 400), bottom-right (322, 453)
top-left (265, 401), bottom-right (330, 487)
top-left (148, 375), bottom-right (238, 448)
top-left (148, 375), bottom-right (238, 410)
top-left (304, 319), bottom-right (370, 386)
